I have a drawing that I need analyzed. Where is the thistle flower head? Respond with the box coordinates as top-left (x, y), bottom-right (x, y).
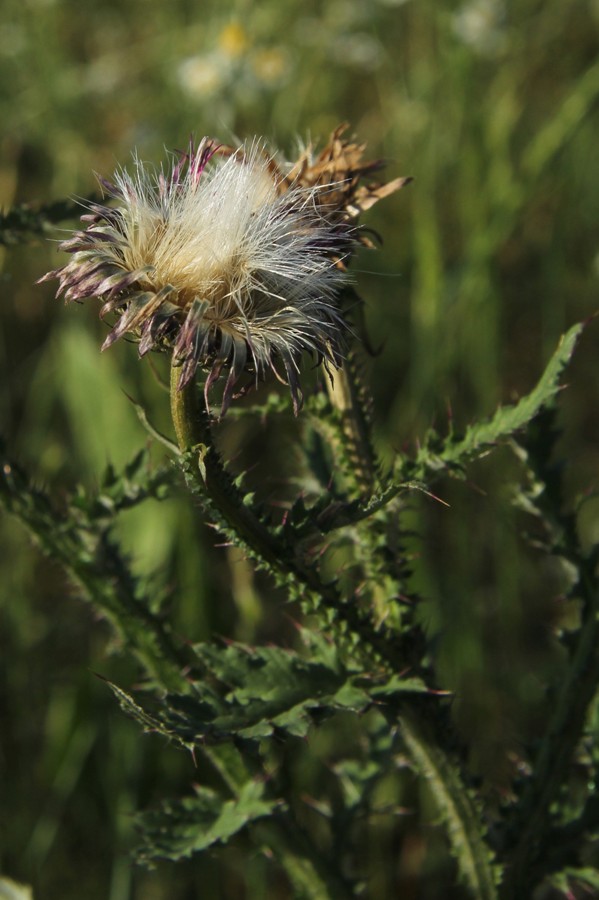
top-left (40, 127), bottom-right (408, 414)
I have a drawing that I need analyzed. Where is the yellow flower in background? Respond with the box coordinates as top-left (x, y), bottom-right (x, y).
top-left (218, 21), bottom-right (248, 59)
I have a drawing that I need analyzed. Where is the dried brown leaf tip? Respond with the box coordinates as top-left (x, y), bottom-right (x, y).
top-left (279, 124), bottom-right (412, 245)
top-left (39, 127), bottom-right (410, 414)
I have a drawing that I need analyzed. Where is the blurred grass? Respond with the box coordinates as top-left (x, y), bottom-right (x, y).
top-left (2, 0), bottom-right (599, 896)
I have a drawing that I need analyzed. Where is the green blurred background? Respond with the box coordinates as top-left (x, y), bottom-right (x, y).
top-left (2, 0), bottom-right (599, 896)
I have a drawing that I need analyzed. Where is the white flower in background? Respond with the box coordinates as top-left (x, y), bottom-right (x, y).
top-left (177, 55), bottom-right (225, 99)
top-left (452, 0), bottom-right (506, 56)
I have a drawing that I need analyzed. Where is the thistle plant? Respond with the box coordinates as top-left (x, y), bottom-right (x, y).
top-left (3, 126), bottom-right (599, 898)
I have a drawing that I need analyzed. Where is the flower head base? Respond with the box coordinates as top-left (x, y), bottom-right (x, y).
top-left (41, 128), bottom-right (409, 414)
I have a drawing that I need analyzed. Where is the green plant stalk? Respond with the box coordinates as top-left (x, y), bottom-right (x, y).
top-left (170, 361), bottom-right (495, 896)
top-left (320, 362), bottom-right (414, 631)
top-left (501, 561), bottom-right (599, 898)
top-left (496, 417), bottom-right (599, 895)
top-left (325, 352), bottom-right (378, 496)
top-left (325, 359), bottom-right (498, 898)
top-left (170, 363), bottom-right (360, 899)
top-left (400, 709), bottom-right (499, 899)
top-left (324, 359), bottom-right (404, 624)
top-left (170, 363), bottom-right (288, 572)
top-left (170, 361), bottom-right (408, 670)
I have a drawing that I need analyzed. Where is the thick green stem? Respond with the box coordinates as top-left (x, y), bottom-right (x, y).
top-left (170, 366), bottom-right (359, 898)
top-left (170, 364), bottom-right (287, 571)
top-left (400, 709), bottom-right (498, 899)
top-left (171, 363), bottom-right (500, 896)
top-left (326, 356), bottom-right (498, 898)
top-left (325, 354), bottom-right (377, 496)
top-left (170, 362), bottom-right (409, 669)
top-left (499, 419), bottom-right (599, 897)
top-left (500, 561), bottom-right (599, 898)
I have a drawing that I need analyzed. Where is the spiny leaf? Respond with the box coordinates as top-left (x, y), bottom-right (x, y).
top-left (395, 322), bottom-right (584, 484)
top-left (103, 680), bottom-right (169, 736)
top-left (440, 322), bottom-right (582, 465)
top-left (136, 780), bottom-right (278, 862)
top-left (107, 639), bottom-right (434, 749)
top-left (178, 450), bottom-right (411, 670)
top-left (307, 324), bottom-right (583, 535)
top-left (81, 449), bottom-right (174, 521)
top-left (370, 673), bottom-right (441, 699)
top-left (158, 643), bottom-right (366, 744)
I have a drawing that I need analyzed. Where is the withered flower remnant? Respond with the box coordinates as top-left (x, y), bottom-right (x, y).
top-left (40, 127), bottom-right (409, 414)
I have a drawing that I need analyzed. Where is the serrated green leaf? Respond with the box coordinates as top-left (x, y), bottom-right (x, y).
top-left (0, 449), bottom-right (186, 691)
top-left (269, 708), bottom-right (312, 738)
top-left (331, 712), bottom-right (397, 816)
top-left (136, 779), bottom-right (278, 862)
top-left (389, 323), bottom-right (585, 489)
top-left (109, 639), bottom-right (434, 750)
top-left (435, 323), bottom-right (582, 467)
top-left (329, 683), bottom-right (370, 711)
top-left (163, 642), bottom-right (351, 743)
top-left (455, 336), bottom-right (577, 462)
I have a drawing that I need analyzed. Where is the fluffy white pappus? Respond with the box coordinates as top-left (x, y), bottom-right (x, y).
top-left (42, 137), bottom-right (357, 414)
top-left (116, 141), bottom-right (347, 314)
